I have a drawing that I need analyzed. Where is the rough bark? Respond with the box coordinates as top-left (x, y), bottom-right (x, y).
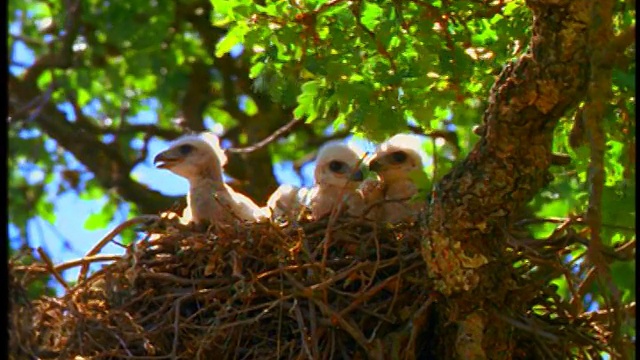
top-left (420, 0), bottom-right (590, 358)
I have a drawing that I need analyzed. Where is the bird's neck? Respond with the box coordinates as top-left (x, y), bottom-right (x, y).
top-left (186, 168), bottom-right (226, 204)
top-left (188, 175), bottom-right (225, 193)
top-left (191, 165), bottom-right (224, 186)
top-left (385, 178), bottom-right (417, 199)
top-left (320, 182), bottom-right (357, 192)
top-left (316, 183), bottom-right (355, 202)
top-left (186, 176), bottom-right (225, 224)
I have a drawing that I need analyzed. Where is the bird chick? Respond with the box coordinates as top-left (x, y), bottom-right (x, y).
top-left (307, 140), bottom-right (366, 219)
top-left (154, 132), bottom-right (269, 227)
top-left (266, 184), bottom-right (306, 221)
top-left (367, 134), bottom-right (426, 224)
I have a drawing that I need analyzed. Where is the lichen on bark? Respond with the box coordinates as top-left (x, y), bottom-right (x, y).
top-left (419, 0), bottom-right (591, 357)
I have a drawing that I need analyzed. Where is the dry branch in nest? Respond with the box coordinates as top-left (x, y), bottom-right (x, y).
top-left (9, 214), bottom-right (435, 359)
top-left (9, 212), bottom-right (626, 359)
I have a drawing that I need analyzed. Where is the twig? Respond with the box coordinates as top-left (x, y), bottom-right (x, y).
top-left (309, 261), bottom-right (369, 292)
top-left (292, 301), bottom-right (314, 360)
top-left (574, 266), bottom-right (596, 313)
top-left (171, 297), bottom-right (183, 358)
top-left (408, 125), bottom-right (461, 157)
top-left (313, 0), bottom-right (347, 14)
top-left (340, 262), bottom-right (424, 318)
top-left (256, 260), bottom-right (353, 280)
top-left (13, 254), bottom-right (123, 273)
top-left (493, 312), bottom-right (560, 342)
top-left (277, 265), bottom-right (284, 358)
top-left (36, 247), bottom-right (69, 291)
top-left (580, 302), bottom-right (636, 323)
top-left (78, 215), bottom-right (160, 283)
top-left (132, 132), bottom-right (153, 168)
top-left (316, 158), bottom-right (367, 274)
top-left (362, 224), bottom-right (381, 291)
top-left (226, 118), bottom-right (304, 154)
top-left (308, 293), bottom-right (320, 359)
top-left (138, 272), bottom-right (229, 287)
top-left (310, 297), bottom-right (372, 355)
top-left (515, 217), bottom-right (636, 233)
top-left (110, 332), bottom-right (134, 357)
top-left (213, 295), bottom-right (292, 322)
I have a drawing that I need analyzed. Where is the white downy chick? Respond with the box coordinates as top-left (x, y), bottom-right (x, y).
top-left (307, 140), bottom-right (366, 219)
top-left (266, 184), bottom-right (306, 221)
top-left (153, 132), bottom-right (269, 227)
top-left (367, 134), bottom-right (426, 224)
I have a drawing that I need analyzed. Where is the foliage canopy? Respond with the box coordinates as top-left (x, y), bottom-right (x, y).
top-left (9, 0), bottom-right (635, 358)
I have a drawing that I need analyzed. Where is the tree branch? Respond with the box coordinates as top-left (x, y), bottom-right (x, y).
top-left (227, 118), bottom-right (305, 154)
top-left (180, 60), bottom-right (211, 132)
top-left (583, 0), bottom-right (626, 357)
top-left (22, 0), bottom-right (82, 84)
top-left (421, 3), bottom-right (592, 356)
top-left (9, 74), bottom-right (180, 214)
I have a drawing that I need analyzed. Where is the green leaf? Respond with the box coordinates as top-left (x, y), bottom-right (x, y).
top-left (550, 276), bottom-right (571, 302)
top-left (77, 88), bottom-right (92, 107)
top-left (83, 211), bottom-right (111, 230)
top-left (242, 96), bottom-right (258, 116)
top-left (36, 199), bottom-right (56, 224)
top-left (83, 201), bottom-right (117, 231)
top-left (610, 261), bottom-right (636, 302)
top-left (360, 2), bottom-right (383, 31)
top-left (80, 180), bottom-right (105, 200)
top-left (215, 24), bottom-right (249, 58)
top-left (294, 80), bottom-right (322, 121)
top-left (612, 68), bottom-right (635, 92)
top-left (37, 71), bottom-right (52, 90)
top-left (249, 62), bottom-right (266, 79)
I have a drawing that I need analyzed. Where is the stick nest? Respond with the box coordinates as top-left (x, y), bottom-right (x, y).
top-left (10, 213), bottom-right (628, 359)
top-left (10, 215), bottom-right (433, 359)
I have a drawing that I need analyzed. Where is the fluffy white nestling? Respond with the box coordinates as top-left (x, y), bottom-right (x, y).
top-left (153, 132), bottom-right (269, 226)
top-left (366, 134), bottom-right (426, 224)
top-left (266, 184), bottom-right (307, 220)
top-left (305, 140), bottom-right (367, 219)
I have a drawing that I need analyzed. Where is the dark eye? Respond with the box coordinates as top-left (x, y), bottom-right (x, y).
top-left (328, 160), bottom-right (346, 173)
top-left (391, 151), bottom-right (407, 163)
top-left (178, 144), bottom-right (194, 155)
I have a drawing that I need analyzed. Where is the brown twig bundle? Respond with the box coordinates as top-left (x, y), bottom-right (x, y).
top-left (9, 213), bottom-right (630, 359)
top-left (10, 216), bottom-right (432, 359)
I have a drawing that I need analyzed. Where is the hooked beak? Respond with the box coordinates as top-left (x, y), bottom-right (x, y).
top-left (153, 150), bottom-right (180, 169)
top-left (350, 168), bottom-right (364, 182)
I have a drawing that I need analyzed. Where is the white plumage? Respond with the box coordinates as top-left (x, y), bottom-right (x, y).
top-left (266, 184), bottom-right (306, 221)
top-left (307, 140), bottom-right (366, 219)
top-left (153, 132), bottom-right (269, 227)
top-left (267, 141), bottom-right (366, 221)
top-left (366, 134), bottom-right (426, 224)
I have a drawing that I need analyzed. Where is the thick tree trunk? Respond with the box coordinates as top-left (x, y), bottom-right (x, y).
top-left (420, 0), bottom-right (590, 358)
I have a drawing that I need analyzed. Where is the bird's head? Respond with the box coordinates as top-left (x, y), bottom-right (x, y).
top-left (368, 134), bottom-right (424, 182)
top-left (153, 132), bottom-right (227, 181)
top-left (314, 141), bottom-right (366, 188)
